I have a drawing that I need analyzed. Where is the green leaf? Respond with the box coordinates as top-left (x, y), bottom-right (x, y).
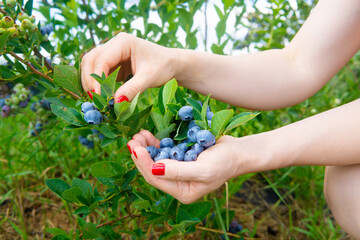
top-left (122, 169), bottom-right (137, 188)
top-left (53, 65), bottom-right (83, 96)
top-left (168, 219), bottom-right (200, 234)
top-left (210, 109), bottom-right (234, 139)
top-left (183, 201), bottom-right (212, 221)
top-left (176, 208), bottom-right (191, 224)
top-left (114, 100), bottom-right (130, 118)
top-left (155, 123), bottom-right (176, 139)
top-left (0, 189), bottom-right (13, 206)
top-left (101, 137), bottom-right (117, 147)
top-left (224, 112), bottom-right (260, 134)
top-left (132, 199), bottom-right (151, 210)
top-left (92, 92), bottom-right (107, 110)
top-left (162, 79), bottom-right (178, 110)
top-left (46, 228), bottom-right (67, 237)
top-left (45, 179), bottom-right (71, 198)
top-left (201, 95), bottom-right (211, 122)
top-left (166, 103), bottom-right (181, 115)
top-left (185, 98), bottom-right (202, 120)
top-left (0, 31), bottom-right (10, 52)
top-left (82, 223), bottom-right (101, 239)
top-left (151, 111), bottom-right (166, 131)
top-left (51, 105), bottom-right (83, 126)
top-left (102, 66), bottom-right (120, 98)
top-left (158, 86), bottom-right (165, 115)
top-left (62, 187), bottom-right (82, 203)
top-left (194, 120), bottom-right (207, 130)
top-left (71, 178), bottom-right (92, 197)
top-left (90, 161), bottom-right (123, 178)
top-left (74, 206), bottom-right (91, 215)
top-left (174, 121), bottom-right (188, 141)
top-left (117, 92), bottom-right (140, 122)
top-left (99, 124), bottom-right (118, 138)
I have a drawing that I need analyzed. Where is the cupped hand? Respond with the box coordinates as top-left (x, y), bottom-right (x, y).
top-left (81, 33), bottom-right (177, 102)
top-left (127, 130), bottom-right (242, 204)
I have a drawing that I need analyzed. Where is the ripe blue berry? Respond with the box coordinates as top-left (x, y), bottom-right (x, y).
top-left (1, 105), bottom-right (10, 117)
top-left (170, 146), bottom-right (185, 161)
top-left (197, 130), bottom-right (216, 147)
top-left (191, 143), bottom-right (204, 155)
top-left (0, 98), bottom-right (5, 108)
top-left (187, 126), bottom-right (200, 142)
top-left (81, 102), bottom-right (94, 113)
top-left (160, 138), bottom-right (175, 148)
top-left (99, 134), bottom-right (105, 140)
top-left (154, 150), bottom-right (170, 161)
top-left (177, 142), bottom-right (190, 152)
top-left (208, 120), bottom-right (211, 128)
top-left (146, 146), bottom-right (159, 159)
top-left (87, 141), bottom-right (94, 149)
top-left (161, 147), bottom-right (172, 155)
top-left (188, 120), bottom-right (198, 130)
top-left (178, 106), bottom-right (193, 121)
top-left (19, 101), bottom-right (28, 108)
top-left (206, 111), bottom-right (214, 120)
top-left (184, 150), bottom-right (197, 161)
top-left (84, 110), bottom-right (103, 125)
top-left (79, 136), bottom-right (88, 146)
top-left (41, 100), bottom-right (51, 110)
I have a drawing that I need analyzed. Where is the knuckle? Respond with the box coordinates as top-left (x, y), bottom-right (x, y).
top-left (127, 84), bottom-right (141, 97)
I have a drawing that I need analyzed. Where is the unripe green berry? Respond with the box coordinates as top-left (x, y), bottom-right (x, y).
top-left (2, 16), bottom-right (14, 28)
top-left (10, 104), bottom-right (18, 111)
top-left (0, 12), bottom-right (3, 19)
top-left (87, 134), bottom-right (94, 141)
top-left (29, 23), bottom-right (37, 33)
top-left (93, 136), bottom-right (100, 142)
top-left (40, 115), bottom-right (48, 121)
top-left (17, 12), bottom-right (28, 22)
top-left (21, 18), bottom-right (32, 30)
top-left (12, 96), bottom-right (19, 105)
top-left (33, 102), bottom-right (40, 110)
top-left (6, 0), bottom-right (16, 8)
top-left (18, 26), bottom-right (26, 37)
top-left (0, 28), bottom-right (6, 34)
top-left (37, 108), bottom-right (45, 114)
top-left (19, 93), bottom-right (26, 101)
top-left (29, 15), bottom-right (35, 23)
top-left (20, 88), bottom-right (28, 94)
top-left (5, 98), bottom-right (12, 105)
top-left (8, 26), bottom-right (17, 38)
top-left (14, 83), bottom-right (24, 89)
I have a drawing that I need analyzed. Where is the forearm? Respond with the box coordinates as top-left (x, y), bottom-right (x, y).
top-left (263, 99), bottom-right (360, 170)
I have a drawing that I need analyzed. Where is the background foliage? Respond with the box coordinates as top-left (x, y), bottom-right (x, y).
top-left (0, 0), bottom-right (357, 239)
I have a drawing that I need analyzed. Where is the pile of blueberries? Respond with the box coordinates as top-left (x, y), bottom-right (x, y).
top-left (146, 103), bottom-right (216, 162)
top-left (0, 83), bottom-right (31, 118)
top-left (78, 129), bottom-right (105, 149)
top-left (81, 102), bottom-right (104, 125)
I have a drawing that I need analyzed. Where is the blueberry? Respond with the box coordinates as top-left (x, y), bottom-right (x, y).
top-left (159, 138), bottom-right (175, 148)
top-left (41, 100), bottom-right (51, 110)
top-left (146, 146), bottom-right (159, 159)
top-left (206, 111), bottom-right (214, 120)
top-left (188, 120), bottom-right (198, 130)
top-left (87, 141), bottom-right (94, 149)
top-left (169, 146), bottom-right (185, 161)
top-left (99, 134), bottom-right (105, 140)
top-left (19, 100), bottom-right (28, 108)
top-left (208, 120), bottom-right (211, 128)
top-left (84, 110), bottom-right (103, 125)
top-left (81, 102), bottom-right (94, 113)
top-left (191, 143), bottom-right (204, 155)
top-left (178, 106), bottom-right (193, 121)
top-left (79, 136), bottom-right (88, 146)
top-left (154, 150), bottom-right (170, 161)
top-left (0, 98), bottom-right (5, 108)
top-left (91, 129), bottom-right (100, 134)
top-left (197, 130), bottom-right (216, 147)
top-left (187, 126), bottom-right (200, 142)
top-left (1, 105), bottom-right (10, 117)
top-left (161, 147), bottom-right (172, 155)
top-left (184, 150), bottom-right (197, 161)
top-left (177, 142), bottom-right (190, 152)
top-left (108, 98), bottom-right (114, 109)
top-left (229, 220), bottom-right (242, 233)
top-left (30, 130), bottom-right (36, 136)
top-left (31, 102), bottom-right (40, 112)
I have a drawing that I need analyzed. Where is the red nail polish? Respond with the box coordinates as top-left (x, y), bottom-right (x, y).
top-left (116, 95), bottom-right (129, 103)
top-left (127, 143), bottom-right (132, 154)
top-left (87, 89), bottom-right (95, 100)
top-left (152, 163), bottom-right (165, 175)
top-left (133, 150), bottom-right (137, 158)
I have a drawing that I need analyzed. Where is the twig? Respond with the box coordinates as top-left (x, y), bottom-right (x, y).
top-left (196, 226), bottom-right (260, 239)
top-left (7, 51), bottom-right (80, 99)
top-left (33, 47), bottom-right (53, 72)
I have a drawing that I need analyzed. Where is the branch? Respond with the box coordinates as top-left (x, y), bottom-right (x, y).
top-left (8, 51), bottom-right (80, 99)
top-left (33, 47), bottom-right (54, 72)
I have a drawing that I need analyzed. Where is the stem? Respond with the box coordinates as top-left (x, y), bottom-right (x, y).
top-left (33, 47), bottom-right (54, 72)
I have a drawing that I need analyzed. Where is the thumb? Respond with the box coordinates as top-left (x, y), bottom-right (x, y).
top-left (114, 72), bottom-right (150, 103)
top-left (153, 159), bottom-right (207, 182)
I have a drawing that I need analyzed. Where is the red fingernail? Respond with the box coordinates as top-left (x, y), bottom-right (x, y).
top-left (116, 95), bottom-right (128, 103)
top-left (152, 163), bottom-right (165, 175)
top-left (133, 150), bottom-right (138, 158)
top-left (127, 143), bottom-right (132, 154)
top-left (87, 89), bottom-right (95, 100)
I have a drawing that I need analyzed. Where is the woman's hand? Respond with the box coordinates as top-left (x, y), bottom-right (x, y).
top-left (127, 130), bottom-right (269, 204)
top-left (80, 32), bottom-right (177, 102)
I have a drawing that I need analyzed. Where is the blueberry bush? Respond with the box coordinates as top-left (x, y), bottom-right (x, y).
top-left (0, 0), bottom-right (357, 239)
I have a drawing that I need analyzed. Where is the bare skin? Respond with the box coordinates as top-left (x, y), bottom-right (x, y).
top-left (81, 0), bottom-right (360, 237)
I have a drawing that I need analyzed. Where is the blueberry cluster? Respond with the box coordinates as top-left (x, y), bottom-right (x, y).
top-left (0, 11), bottom-right (37, 39)
top-left (229, 220), bottom-right (243, 234)
top-left (29, 99), bottom-right (52, 136)
top-left (81, 102), bottom-right (104, 125)
top-left (0, 83), bottom-right (31, 118)
top-left (146, 103), bottom-right (216, 162)
top-left (78, 129), bottom-right (105, 149)
top-left (40, 24), bottom-right (53, 36)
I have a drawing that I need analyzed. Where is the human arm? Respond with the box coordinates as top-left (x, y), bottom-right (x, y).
top-left (128, 98), bottom-right (360, 203)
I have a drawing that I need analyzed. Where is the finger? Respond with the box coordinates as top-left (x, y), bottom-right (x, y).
top-left (114, 71), bottom-right (151, 103)
top-left (154, 159), bottom-right (209, 182)
top-left (132, 133), bottom-right (147, 147)
top-left (81, 52), bottom-right (102, 96)
top-left (138, 129), bottom-right (160, 148)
